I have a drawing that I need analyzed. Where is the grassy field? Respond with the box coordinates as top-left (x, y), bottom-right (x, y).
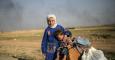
top-left (0, 25), bottom-right (115, 60)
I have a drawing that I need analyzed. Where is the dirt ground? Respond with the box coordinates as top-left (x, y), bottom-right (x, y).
top-left (0, 25), bottom-right (115, 60)
top-left (0, 40), bottom-right (43, 60)
top-left (0, 30), bottom-right (43, 60)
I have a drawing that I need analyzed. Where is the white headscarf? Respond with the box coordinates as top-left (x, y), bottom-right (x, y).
top-left (47, 14), bottom-right (56, 21)
top-left (47, 14), bottom-right (57, 28)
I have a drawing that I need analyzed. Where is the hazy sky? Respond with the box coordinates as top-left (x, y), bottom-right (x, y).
top-left (0, 0), bottom-right (115, 31)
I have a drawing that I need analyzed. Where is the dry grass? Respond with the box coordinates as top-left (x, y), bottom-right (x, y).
top-left (0, 30), bottom-right (44, 60)
top-left (0, 26), bottom-right (115, 60)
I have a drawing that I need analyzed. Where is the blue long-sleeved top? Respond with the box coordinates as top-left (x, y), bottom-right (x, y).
top-left (41, 24), bottom-right (64, 60)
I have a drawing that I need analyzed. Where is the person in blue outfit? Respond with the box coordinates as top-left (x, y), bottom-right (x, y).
top-left (41, 14), bottom-right (65, 60)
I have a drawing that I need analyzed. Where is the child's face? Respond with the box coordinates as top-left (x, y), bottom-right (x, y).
top-left (57, 34), bottom-right (64, 41)
top-left (47, 17), bottom-right (56, 27)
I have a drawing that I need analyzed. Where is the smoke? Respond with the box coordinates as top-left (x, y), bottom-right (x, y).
top-left (0, 0), bottom-right (115, 32)
top-left (65, 0), bottom-right (115, 26)
top-left (0, 0), bottom-right (23, 32)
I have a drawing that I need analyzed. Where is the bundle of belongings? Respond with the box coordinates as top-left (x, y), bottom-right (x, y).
top-left (73, 36), bottom-right (107, 60)
top-left (54, 29), bottom-right (107, 60)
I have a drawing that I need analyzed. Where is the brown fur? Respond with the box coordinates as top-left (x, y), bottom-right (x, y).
top-left (56, 45), bottom-right (80, 60)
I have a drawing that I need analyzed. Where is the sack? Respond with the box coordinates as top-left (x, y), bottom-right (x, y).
top-left (82, 47), bottom-right (107, 60)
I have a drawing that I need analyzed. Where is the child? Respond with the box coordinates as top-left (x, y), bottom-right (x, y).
top-left (54, 29), bottom-right (80, 60)
top-left (41, 14), bottom-right (65, 60)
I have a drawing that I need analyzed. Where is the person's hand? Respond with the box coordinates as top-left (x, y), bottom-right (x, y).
top-left (42, 53), bottom-right (46, 59)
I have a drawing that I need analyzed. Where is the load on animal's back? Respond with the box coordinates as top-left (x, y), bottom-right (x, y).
top-left (73, 36), bottom-right (107, 60)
